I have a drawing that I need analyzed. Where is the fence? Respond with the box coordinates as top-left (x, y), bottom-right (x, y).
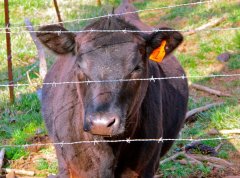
top-left (1, 73), bottom-right (240, 87)
top-left (0, 0), bottom-right (240, 172)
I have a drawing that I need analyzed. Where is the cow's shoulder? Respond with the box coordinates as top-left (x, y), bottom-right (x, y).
top-left (42, 55), bottom-right (78, 135)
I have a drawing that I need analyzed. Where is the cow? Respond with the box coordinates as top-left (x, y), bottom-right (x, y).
top-left (37, 2), bottom-right (188, 178)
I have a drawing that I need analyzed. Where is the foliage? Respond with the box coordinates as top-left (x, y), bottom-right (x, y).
top-left (0, 0), bottom-right (239, 177)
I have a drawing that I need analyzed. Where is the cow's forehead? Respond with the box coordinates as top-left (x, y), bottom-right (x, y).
top-left (78, 42), bottom-right (139, 79)
top-left (78, 32), bottom-right (140, 66)
top-left (78, 32), bottom-right (136, 52)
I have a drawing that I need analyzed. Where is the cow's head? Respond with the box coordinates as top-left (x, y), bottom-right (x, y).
top-left (37, 17), bottom-right (183, 137)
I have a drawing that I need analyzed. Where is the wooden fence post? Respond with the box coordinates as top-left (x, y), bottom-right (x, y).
top-left (4, 0), bottom-right (14, 103)
top-left (97, 0), bottom-right (102, 6)
top-left (53, 0), bottom-right (63, 26)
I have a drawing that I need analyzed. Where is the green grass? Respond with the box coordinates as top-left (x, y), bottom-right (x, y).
top-left (0, 93), bottom-right (44, 160)
top-left (228, 54), bottom-right (240, 70)
top-left (5, 147), bottom-right (29, 160)
top-left (36, 158), bottom-right (49, 170)
top-left (37, 148), bottom-right (58, 175)
top-left (0, 0), bottom-right (240, 177)
top-left (36, 157), bottom-right (58, 176)
top-left (160, 161), bottom-right (211, 178)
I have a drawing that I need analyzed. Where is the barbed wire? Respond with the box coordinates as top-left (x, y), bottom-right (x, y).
top-left (1, 27), bottom-right (240, 34)
top-left (1, 73), bottom-right (240, 87)
top-left (0, 0), bottom-right (216, 31)
top-left (1, 136), bottom-right (240, 148)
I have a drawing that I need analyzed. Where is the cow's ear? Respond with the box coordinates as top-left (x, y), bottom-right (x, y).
top-left (146, 27), bottom-right (183, 62)
top-left (37, 25), bottom-right (76, 54)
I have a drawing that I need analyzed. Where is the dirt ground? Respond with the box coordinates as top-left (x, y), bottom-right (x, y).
top-left (3, 142), bottom-right (240, 178)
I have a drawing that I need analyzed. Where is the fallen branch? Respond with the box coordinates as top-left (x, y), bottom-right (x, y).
top-left (177, 159), bottom-right (201, 166)
top-left (187, 154), bottom-right (233, 167)
top-left (24, 18), bottom-right (47, 79)
top-left (185, 153), bottom-right (203, 165)
top-left (160, 151), bottom-right (184, 164)
top-left (0, 148), bottom-right (5, 173)
top-left (191, 83), bottom-right (232, 97)
top-left (219, 129), bottom-right (240, 135)
top-left (6, 171), bottom-right (16, 178)
top-left (192, 83), bottom-right (232, 97)
top-left (185, 102), bottom-right (224, 121)
top-left (2, 168), bottom-right (35, 176)
top-left (184, 16), bottom-right (227, 35)
top-left (207, 162), bottom-right (225, 169)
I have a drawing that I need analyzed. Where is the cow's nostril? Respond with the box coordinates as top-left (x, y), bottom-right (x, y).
top-left (107, 118), bottom-right (115, 128)
top-left (87, 114), bottom-right (121, 136)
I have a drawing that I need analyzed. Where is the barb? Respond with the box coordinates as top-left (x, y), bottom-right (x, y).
top-left (1, 27), bottom-right (240, 34)
top-left (0, 0), bottom-right (215, 31)
top-left (1, 136), bottom-right (240, 148)
top-left (0, 73), bottom-right (240, 87)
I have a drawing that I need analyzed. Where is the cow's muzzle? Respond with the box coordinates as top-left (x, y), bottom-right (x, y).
top-left (84, 113), bottom-right (121, 136)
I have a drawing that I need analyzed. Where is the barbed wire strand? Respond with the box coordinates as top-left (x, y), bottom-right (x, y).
top-left (0, 0), bottom-right (215, 31)
top-left (1, 73), bottom-right (240, 87)
top-left (1, 136), bottom-right (240, 148)
top-left (1, 27), bottom-right (240, 34)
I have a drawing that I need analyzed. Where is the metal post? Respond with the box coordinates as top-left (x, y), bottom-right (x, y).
top-left (53, 0), bottom-right (63, 26)
top-left (4, 0), bottom-right (14, 103)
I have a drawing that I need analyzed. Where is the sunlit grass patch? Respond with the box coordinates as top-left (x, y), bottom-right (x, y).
top-left (160, 161), bottom-right (211, 178)
top-left (228, 54), bottom-right (240, 70)
top-left (5, 147), bottom-right (29, 160)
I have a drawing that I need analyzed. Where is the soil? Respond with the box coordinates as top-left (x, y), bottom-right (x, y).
top-left (2, 135), bottom-right (56, 178)
top-left (207, 152), bottom-right (240, 178)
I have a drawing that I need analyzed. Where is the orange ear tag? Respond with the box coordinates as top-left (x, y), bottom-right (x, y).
top-left (149, 40), bottom-right (167, 63)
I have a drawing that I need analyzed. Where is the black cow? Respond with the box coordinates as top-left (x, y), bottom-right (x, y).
top-left (37, 3), bottom-right (188, 178)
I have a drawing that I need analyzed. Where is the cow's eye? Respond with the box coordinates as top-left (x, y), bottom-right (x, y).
top-left (133, 65), bottom-right (143, 73)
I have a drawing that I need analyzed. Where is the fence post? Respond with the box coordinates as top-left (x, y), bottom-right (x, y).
top-left (53, 0), bottom-right (63, 26)
top-left (97, 0), bottom-right (102, 6)
top-left (4, 0), bottom-right (14, 103)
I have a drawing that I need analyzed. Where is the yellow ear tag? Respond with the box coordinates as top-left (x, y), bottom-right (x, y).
top-left (149, 40), bottom-right (167, 63)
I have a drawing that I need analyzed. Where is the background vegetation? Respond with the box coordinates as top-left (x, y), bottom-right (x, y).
top-left (0, 0), bottom-right (239, 177)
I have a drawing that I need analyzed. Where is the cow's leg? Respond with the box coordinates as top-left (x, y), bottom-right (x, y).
top-left (54, 143), bottom-right (115, 178)
top-left (53, 146), bottom-right (71, 178)
top-left (120, 168), bottom-right (139, 178)
top-left (116, 142), bottom-right (161, 178)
